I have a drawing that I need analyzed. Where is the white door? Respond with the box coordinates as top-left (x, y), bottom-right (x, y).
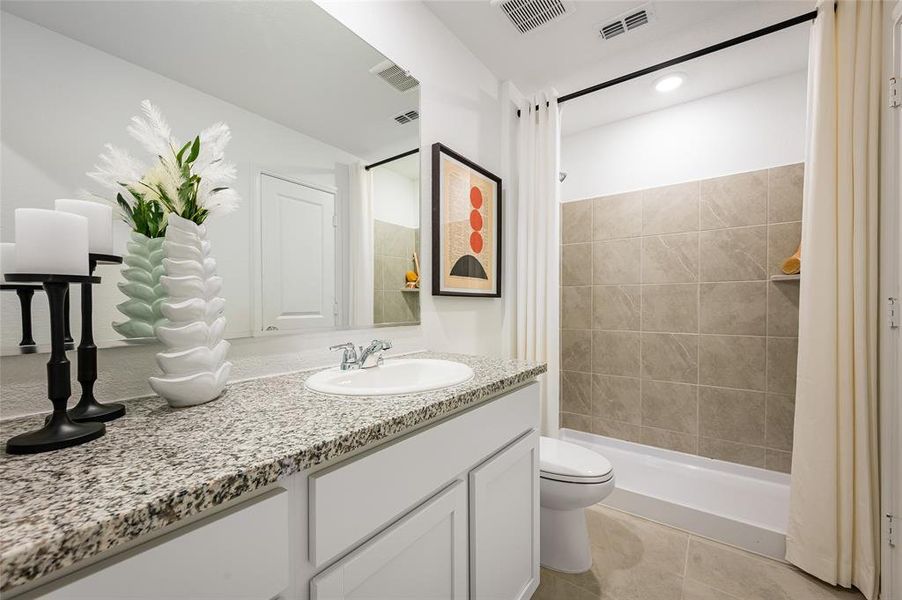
top-left (260, 174), bottom-right (336, 331)
top-left (310, 480), bottom-right (468, 600)
top-left (469, 430), bottom-right (540, 600)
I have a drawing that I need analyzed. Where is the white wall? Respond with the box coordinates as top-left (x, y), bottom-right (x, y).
top-left (318, 0), bottom-right (505, 356)
top-left (560, 70), bottom-right (808, 201)
top-left (371, 167), bottom-right (419, 228)
top-left (0, 13), bottom-right (362, 345)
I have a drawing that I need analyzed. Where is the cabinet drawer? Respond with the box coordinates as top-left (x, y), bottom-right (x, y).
top-left (33, 490), bottom-right (289, 599)
top-left (309, 382), bottom-right (539, 567)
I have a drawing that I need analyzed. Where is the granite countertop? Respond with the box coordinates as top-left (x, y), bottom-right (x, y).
top-left (0, 352), bottom-right (546, 592)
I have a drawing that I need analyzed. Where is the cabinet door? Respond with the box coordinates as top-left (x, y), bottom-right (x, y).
top-left (469, 430), bottom-right (540, 600)
top-left (310, 480), bottom-right (467, 600)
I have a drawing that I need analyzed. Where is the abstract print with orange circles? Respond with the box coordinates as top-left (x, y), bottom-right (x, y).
top-left (438, 152), bottom-right (497, 294)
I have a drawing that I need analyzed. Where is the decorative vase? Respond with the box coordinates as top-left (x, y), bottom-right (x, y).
top-left (149, 214), bottom-right (231, 408)
top-left (112, 232), bottom-right (166, 339)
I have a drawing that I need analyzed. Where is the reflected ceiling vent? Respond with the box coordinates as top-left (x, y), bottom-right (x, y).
top-left (492, 0), bottom-right (575, 35)
top-left (393, 110), bottom-right (420, 125)
top-left (598, 3), bottom-right (656, 40)
top-left (370, 60), bottom-right (419, 92)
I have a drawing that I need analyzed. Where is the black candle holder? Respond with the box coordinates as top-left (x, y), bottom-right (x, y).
top-left (4, 273), bottom-right (105, 455)
top-left (0, 284), bottom-right (41, 346)
top-left (67, 254), bottom-right (125, 423)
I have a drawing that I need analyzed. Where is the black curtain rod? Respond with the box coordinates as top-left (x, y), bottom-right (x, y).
top-left (517, 9), bottom-right (818, 117)
top-left (364, 148), bottom-right (419, 170)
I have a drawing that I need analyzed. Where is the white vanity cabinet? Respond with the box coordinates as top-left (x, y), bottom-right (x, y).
top-left (18, 382), bottom-right (540, 600)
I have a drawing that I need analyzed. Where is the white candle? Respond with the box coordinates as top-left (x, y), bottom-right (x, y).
top-left (1, 243), bottom-right (17, 277)
top-left (15, 209), bottom-right (89, 275)
top-left (55, 199), bottom-right (114, 254)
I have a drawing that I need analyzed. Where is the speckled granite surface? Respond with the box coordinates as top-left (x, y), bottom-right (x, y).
top-left (0, 352), bottom-right (545, 592)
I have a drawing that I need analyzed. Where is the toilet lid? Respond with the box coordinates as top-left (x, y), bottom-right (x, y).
top-left (540, 437), bottom-right (613, 484)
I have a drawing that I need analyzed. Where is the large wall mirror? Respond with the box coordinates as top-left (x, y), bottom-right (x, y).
top-left (0, 1), bottom-right (420, 356)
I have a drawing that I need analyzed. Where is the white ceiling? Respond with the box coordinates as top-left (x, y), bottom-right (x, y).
top-left (2, 1), bottom-right (420, 161)
top-left (426, 0), bottom-right (813, 134)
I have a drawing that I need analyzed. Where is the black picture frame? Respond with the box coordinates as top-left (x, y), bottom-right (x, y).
top-left (431, 143), bottom-right (502, 298)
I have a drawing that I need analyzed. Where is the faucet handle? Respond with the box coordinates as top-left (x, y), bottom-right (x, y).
top-left (329, 342), bottom-right (355, 352)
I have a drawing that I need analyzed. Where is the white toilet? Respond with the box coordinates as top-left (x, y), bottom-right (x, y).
top-left (539, 436), bottom-right (615, 573)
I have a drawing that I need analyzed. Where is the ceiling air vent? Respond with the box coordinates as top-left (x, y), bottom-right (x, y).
top-left (393, 110), bottom-right (420, 125)
top-left (370, 60), bottom-right (419, 93)
top-left (598, 3), bottom-right (656, 40)
top-left (492, 0), bottom-right (575, 35)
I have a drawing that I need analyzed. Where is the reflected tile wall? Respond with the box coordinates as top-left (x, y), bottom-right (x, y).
top-left (560, 164), bottom-right (803, 472)
top-left (374, 220), bottom-right (420, 325)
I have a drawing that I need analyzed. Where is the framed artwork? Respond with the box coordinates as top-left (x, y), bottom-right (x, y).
top-left (431, 143), bottom-right (502, 297)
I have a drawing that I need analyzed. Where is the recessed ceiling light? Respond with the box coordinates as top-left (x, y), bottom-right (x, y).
top-left (654, 73), bottom-right (685, 93)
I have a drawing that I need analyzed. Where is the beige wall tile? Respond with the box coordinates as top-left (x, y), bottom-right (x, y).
top-left (698, 386), bottom-right (766, 445)
top-left (592, 417), bottom-right (643, 443)
top-left (560, 411), bottom-right (592, 433)
top-left (700, 170), bottom-right (767, 229)
top-left (592, 330), bottom-right (640, 376)
top-left (698, 437), bottom-right (766, 468)
top-left (699, 226), bottom-right (767, 282)
top-left (766, 394), bottom-right (795, 451)
top-left (642, 232), bottom-right (699, 284)
top-left (642, 380), bottom-right (698, 434)
top-left (593, 191), bottom-right (642, 240)
top-left (373, 291), bottom-right (384, 323)
top-left (561, 329), bottom-right (592, 372)
top-left (561, 370), bottom-right (592, 415)
top-left (699, 281), bottom-right (766, 335)
top-left (698, 335), bottom-right (766, 391)
top-left (382, 290), bottom-right (419, 324)
top-left (562, 286), bottom-right (591, 329)
top-left (642, 284), bottom-right (699, 333)
top-left (641, 333), bottom-right (698, 384)
top-left (766, 449), bottom-right (793, 473)
top-left (641, 426), bottom-right (699, 454)
top-left (767, 281), bottom-right (800, 336)
top-left (593, 374), bottom-right (641, 424)
top-left (768, 163), bottom-right (804, 224)
top-left (593, 285), bottom-right (640, 330)
top-left (642, 181), bottom-right (700, 235)
top-left (767, 337), bottom-right (798, 394)
top-left (593, 238), bottom-right (641, 284)
top-left (562, 199), bottom-right (592, 244)
top-left (562, 242), bottom-right (592, 286)
top-left (767, 221), bottom-right (802, 276)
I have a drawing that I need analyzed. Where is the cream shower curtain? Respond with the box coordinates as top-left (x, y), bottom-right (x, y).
top-left (786, 2), bottom-right (881, 598)
top-left (349, 162), bottom-right (374, 328)
top-left (516, 91), bottom-right (561, 436)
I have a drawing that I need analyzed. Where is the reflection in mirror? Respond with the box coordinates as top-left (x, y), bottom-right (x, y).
top-left (369, 152), bottom-right (421, 326)
top-left (0, 1), bottom-right (420, 355)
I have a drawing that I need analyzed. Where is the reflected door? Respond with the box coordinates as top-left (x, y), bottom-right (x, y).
top-left (261, 174), bottom-right (336, 331)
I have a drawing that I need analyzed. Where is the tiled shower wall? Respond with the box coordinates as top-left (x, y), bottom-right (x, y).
top-left (374, 220), bottom-right (420, 326)
top-left (560, 164), bottom-right (803, 473)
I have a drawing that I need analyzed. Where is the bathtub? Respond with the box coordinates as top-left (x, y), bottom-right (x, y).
top-left (560, 428), bottom-right (791, 561)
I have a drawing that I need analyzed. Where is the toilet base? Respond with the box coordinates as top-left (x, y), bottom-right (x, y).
top-left (540, 507), bottom-right (592, 573)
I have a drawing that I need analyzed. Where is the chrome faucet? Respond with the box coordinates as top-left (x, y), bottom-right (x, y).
top-left (357, 339), bottom-right (392, 369)
top-left (329, 342), bottom-right (358, 371)
top-left (330, 339), bottom-right (392, 370)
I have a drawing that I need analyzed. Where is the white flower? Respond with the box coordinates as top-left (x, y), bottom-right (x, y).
top-left (141, 159), bottom-right (181, 206)
top-left (127, 100), bottom-right (175, 157)
top-left (87, 143), bottom-right (146, 192)
top-left (203, 187), bottom-right (240, 216)
top-left (194, 122), bottom-right (231, 172)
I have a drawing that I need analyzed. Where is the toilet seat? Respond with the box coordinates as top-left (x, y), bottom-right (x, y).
top-left (540, 437), bottom-right (613, 485)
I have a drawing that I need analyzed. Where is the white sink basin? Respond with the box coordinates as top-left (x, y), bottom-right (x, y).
top-left (305, 358), bottom-right (474, 396)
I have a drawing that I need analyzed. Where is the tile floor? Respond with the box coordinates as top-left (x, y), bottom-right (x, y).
top-left (533, 505), bottom-right (866, 600)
